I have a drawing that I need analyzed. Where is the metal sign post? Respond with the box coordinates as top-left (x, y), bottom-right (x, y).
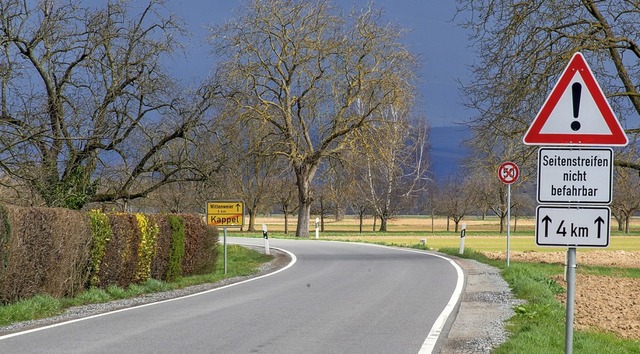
top-left (498, 161), bottom-right (519, 267)
top-left (506, 183), bottom-right (511, 267)
top-left (565, 247), bottom-right (577, 354)
top-left (223, 227), bottom-right (227, 274)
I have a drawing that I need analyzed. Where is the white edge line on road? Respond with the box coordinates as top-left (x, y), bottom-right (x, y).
top-left (416, 251), bottom-right (464, 354)
top-left (327, 241), bottom-right (465, 354)
top-left (0, 245), bottom-right (297, 341)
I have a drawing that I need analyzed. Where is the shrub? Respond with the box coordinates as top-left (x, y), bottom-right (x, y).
top-left (0, 204), bottom-right (10, 287)
top-left (100, 213), bottom-right (141, 288)
top-left (181, 215), bottom-right (218, 275)
top-left (166, 215), bottom-right (185, 281)
top-left (134, 214), bottom-right (158, 283)
top-left (87, 210), bottom-right (112, 287)
top-left (149, 214), bottom-right (172, 280)
top-left (0, 206), bottom-right (91, 303)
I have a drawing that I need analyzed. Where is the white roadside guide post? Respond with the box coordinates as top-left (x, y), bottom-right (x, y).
top-left (315, 217), bottom-right (320, 239)
top-left (497, 161), bottom-right (520, 267)
top-left (206, 200), bottom-right (245, 275)
top-left (522, 52), bottom-right (628, 354)
top-left (458, 223), bottom-right (466, 254)
top-left (262, 223), bottom-right (270, 255)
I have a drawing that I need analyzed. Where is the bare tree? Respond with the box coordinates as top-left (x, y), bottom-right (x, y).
top-left (458, 0), bottom-right (640, 172)
top-left (356, 113), bottom-right (431, 231)
top-left (437, 177), bottom-right (475, 233)
top-left (215, 115), bottom-right (289, 231)
top-left (0, 0), bottom-right (218, 209)
top-left (272, 173), bottom-right (298, 235)
top-left (210, 0), bottom-right (417, 236)
top-left (612, 161), bottom-right (640, 233)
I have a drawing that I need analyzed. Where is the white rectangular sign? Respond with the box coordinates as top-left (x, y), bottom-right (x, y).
top-left (535, 205), bottom-right (610, 247)
top-left (537, 147), bottom-right (612, 204)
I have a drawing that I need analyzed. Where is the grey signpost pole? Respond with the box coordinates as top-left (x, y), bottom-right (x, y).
top-left (565, 247), bottom-right (577, 354)
top-left (223, 227), bottom-right (227, 274)
top-left (506, 183), bottom-right (511, 267)
top-left (498, 161), bottom-right (519, 267)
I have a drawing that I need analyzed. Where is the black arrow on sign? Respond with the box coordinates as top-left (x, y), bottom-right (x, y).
top-left (541, 215), bottom-right (552, 237)
top-left (594, 216), bottom-right (605, 239)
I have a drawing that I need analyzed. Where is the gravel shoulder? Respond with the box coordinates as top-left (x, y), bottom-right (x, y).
top-left (438, 256), bottom-right (523, 354)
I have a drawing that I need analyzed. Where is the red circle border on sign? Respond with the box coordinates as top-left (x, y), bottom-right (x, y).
top-left (498, 161), bottom-right (519, 185)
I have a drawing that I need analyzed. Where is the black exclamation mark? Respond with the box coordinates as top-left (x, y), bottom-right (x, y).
top-left (571, 82), bottom-right (582, 131)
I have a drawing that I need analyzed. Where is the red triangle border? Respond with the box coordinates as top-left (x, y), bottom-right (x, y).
top-left (523, 52), bottom-right (628, 146)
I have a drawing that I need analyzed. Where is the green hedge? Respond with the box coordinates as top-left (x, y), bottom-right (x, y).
top-left (166, 215), bottom-right (185, 281)
top-left (0, 206), bottom-right (218, 304)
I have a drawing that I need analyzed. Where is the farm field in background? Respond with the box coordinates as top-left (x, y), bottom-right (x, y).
top-left (230, 215), bottom-right (640, 253)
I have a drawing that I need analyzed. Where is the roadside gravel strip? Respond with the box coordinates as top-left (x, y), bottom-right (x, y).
top-left (0, 246), bottom-right (521, 354)
top-left (439, 256), bottom-right (524, 354)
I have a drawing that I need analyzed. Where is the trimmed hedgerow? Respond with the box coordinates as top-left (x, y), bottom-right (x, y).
top-left (148, 214), bottom-right (172, 281)
top-left (181, 214), bottom-right (218, 275)
top-left (0, 205), bottom-right (217, 304)
top-left (166, 215), bottom-right (185, 281)
top-left (134, 213), bottom-right (158, 283)
top-left (0, 206), bottom-right (91, 303)
top-left (87, 210), bottom-right (112, 288)
top-left (0, 204), bottom-right (10, 285)
top-left (100, 213), bottom-right (141, 288)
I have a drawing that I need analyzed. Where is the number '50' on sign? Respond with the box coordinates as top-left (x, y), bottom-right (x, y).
top-left (498, 161), bottom-right (519, 185)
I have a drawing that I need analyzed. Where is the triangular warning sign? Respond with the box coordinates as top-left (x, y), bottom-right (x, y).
top-left (523, 52), bottom-right (628, 146)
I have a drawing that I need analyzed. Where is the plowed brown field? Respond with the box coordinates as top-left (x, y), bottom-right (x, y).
top-left (485, 251), bottom-right (640, 340)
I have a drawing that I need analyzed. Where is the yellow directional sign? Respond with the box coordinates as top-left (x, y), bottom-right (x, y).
top-left (207, 200), bottom-right (244, 227)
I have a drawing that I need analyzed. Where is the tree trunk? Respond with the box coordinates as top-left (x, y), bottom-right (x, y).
top-left (294, 163), bottom-right (317, 237)
top-left (247, 208), bottom-right (256, 232)
top-left (614, 214), bottom-right (623, 231)
top-left (625, 213), bottom-right (630, 234)
top-left (282, 205), bottom-right (290, 235)
top-left (296, 201), bottom-right (311, 237)
top-left (379, 215), bottom-right (388, 232)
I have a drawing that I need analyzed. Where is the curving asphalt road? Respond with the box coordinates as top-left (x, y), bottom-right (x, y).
top-left (0, 238), bottom-right (463, 354)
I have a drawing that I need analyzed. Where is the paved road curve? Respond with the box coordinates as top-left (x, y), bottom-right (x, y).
top-left (0, 238), bottom-right (463, 354)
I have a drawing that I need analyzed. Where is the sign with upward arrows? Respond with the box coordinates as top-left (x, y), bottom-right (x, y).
top-left (523, 52), bottom-right (628, 146)
top-left (535, 205), bottom-right (610, 247)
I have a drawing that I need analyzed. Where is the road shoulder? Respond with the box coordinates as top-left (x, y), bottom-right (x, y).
top-left (439, 257), bottom-right (524, 353)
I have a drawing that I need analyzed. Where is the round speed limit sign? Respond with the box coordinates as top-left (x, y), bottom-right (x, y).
top-left (498, 161), bottom-right (519, 185)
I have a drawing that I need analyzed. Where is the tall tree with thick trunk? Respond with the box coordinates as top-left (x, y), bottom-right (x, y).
top-left (210, 0), bottom-right (416, 236)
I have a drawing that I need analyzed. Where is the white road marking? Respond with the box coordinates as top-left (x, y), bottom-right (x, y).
top-left (0, 246), bottom-right (297, 341)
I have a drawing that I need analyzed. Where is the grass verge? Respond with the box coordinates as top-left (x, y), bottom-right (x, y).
top-left (438, 247), bottom-right (640, 354)
top-left (0, 244), bottom-right (273, 327)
